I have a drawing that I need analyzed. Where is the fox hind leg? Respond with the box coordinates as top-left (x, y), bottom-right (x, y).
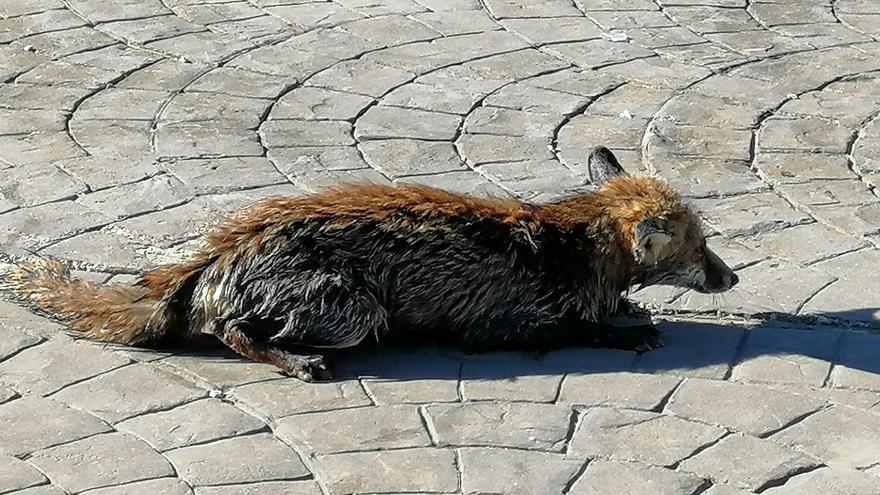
top-left (217, 319), bottom-right (332, 382)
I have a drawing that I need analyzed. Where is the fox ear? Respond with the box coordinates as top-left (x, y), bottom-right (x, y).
top-left (633, 217), bottom-right (672, 265)
top-left (588, 146), bottom-right (626, 186)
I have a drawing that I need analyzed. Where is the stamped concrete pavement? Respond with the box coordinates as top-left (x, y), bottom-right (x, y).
top-left (3, 0), bottom-right (880, 493)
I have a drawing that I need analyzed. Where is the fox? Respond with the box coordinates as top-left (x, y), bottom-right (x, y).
top-left (2, 147), bottom-right (738, 382)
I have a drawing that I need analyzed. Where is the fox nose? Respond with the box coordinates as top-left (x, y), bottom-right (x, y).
top-left (729, 272), bottom-right (739, 288)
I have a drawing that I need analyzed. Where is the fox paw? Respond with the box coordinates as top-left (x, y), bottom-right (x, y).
top-left (633, 326), bottom-right (665, 354)
top-left (596, 324), bottom-right (665, 354)
top-left (279, 354), bottom-right (332, 382)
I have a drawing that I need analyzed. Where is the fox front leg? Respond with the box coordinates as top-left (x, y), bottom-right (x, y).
top-left (461, 315), bottom-right (664, 354)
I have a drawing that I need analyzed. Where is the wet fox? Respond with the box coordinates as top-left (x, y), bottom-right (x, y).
top-left (3, 147), bottom-right (738, 381)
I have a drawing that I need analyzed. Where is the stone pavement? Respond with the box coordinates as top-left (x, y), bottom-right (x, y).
top-left (3, 0), bottom-right (880, 493)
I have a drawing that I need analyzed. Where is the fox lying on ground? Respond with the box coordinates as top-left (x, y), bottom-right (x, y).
top-left (3, 147), bottom-right (738, 381)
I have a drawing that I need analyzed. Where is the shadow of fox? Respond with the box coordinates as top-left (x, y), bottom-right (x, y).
top-left (2, 147), bottom-right (739, 382)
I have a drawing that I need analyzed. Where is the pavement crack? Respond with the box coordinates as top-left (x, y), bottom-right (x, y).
top-left (418, 405), bottom-right (439, 447)
top-left (754, 463), bottom-right (826, 493)
top-left (652, 378), bottom-right (685, 413)
top-left (794, 277), bottom-right (839, 315)
top-left (557, 407), bottom-right (582, 454)
top-left (668, 431), bottom-right (731, 470)
top-left (759, 404), bottom-right (829, 439)
top-left (561, 458), bottom-right (591, 494)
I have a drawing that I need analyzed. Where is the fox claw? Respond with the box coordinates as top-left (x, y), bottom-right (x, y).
top-left (279, 354), bottom-right (333, 382)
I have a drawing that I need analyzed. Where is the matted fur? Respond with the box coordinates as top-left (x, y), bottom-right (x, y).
top-left (1, 147), bottom-right (737, 380)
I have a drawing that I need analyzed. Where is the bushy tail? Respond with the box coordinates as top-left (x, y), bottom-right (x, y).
top-left (0, 256), bottom-right (209, 346)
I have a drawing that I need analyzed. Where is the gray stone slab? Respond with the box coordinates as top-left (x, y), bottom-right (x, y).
top-left (359, 139), bottom-right (466, 177)
top-left (647, 121), bottom-right (752, 161)
top-left (355, 106), bottom-right (461, 141)
top-left (0, 337), bottom-right (130, 396)
top-left (229, 378), bottom-right (371, 420)
top-left (118, 59), bottom-right (208, 91)
top-left (590, 84), bottom-right (677, 119)
top-left (4, 485), bottom-right (66, 495)
top-left (667, 378), bottom-right (825, 436)
top-left (70, 119), bottom-right (154, 157)
top-left (425, 402), bottom-right (571, 450)
top-left (732, 327), bottom-right (841, 387)
top-left (484, 83), bottom-right (588, 115)
top-left (759, 116), bottom-right (852, 153)
top-left (412, 9), bottom-right (497, 36)
top-left (194, 481), bottom-right (321, 495)
top-left (570, 407), bottom-right (726, 467)
top-left (653, 156), bottom-right (766, 197)
top-left (0, 132), bottom-right (86, 167)
top-left (0, 323), bottom-right (42, 362)
top-left (76, 174), bottom-right (192, 221)
top-left (116, 398), bottom-right (266, 452)
top-left (679, 433), bottom-right (820, 491)
top-left (801, 249), bottom-right (880, 322)
top-left (465, 107), bottom-right (559, 138)
top-left (751, 2), bottom-right (835, 25)
top-left (56, 155), bottom-right (160, 191)
top-left (260, 120), bottom-right (354, 148)
top-left (827, 332), bottom-right (880, 391)
top-left (479, 160), bottom-right (584, 202)
top-left (691, 193), bottom-right (811, 238)
top-left (339, 15), bottom-right (440, 45)
top-left (158, 353), bottom-right (284, 389)
top-left (268, 146), bottom-right (366, 174)
top-left (165, 433), bottom-right (310, 486)
top-left (500, 17), bottom-right (603, 44)
top-left (164, 157), bottom-right (286, 195)
top-left (460, 354), bottom-right (565, 402)
top-left (381, 82), bottom-right (481, 114)
top-left (664, 6), bottom-right (762, 33)
top-left (0, 108), bottom-right (67, 134)
top-left (307, 60), bottom-right (415, 98)
top-left (636, 321), bottom-right (745, 379)
top-left (312, 448), bottom-right (458, 494)
top-left (146, 32), bottom-right (256, 64)
top-left (98, 15), bottom-right (205, 44)
top-left (559, 372), bottom-right (682, 410)
top-left (762, 466), bottom-right (880, 495)
top-left (74, 88), bottom-right (170, 121)
top-left (600, 56), bottom-right (713, 89)
top-left (0, 386), bottom-right (17, 404)
top-left (546, 39), bottom-right (655, 69)
top-left (51, 363), bottom-right (206, 424)
top-left (271, 87), bottom-right (373, 121)
top-left (275, 405), bottom-right (431, 453)
top-left (79, 478), bottom-right (193, 495)
top-left (156, 123), bottom-right (265, 158)
top-left (29, 433), bottom-right (174, 494)
top-left (457, 134), bottom-right (554, 165)
top-left (570, 459), bottom-right (706, 495)
top-left (264, 3), bottom-right (366, 29)
top-left (0, 199), bottom-right (114, 249)
top-left (339, 349), bottom-right (462, 404)
top-left (0, 83), bottom-right (90, 112)
top-left (0, 455), bottom-right (47, 493)
top-left (161, 93), bottom-right (271, 128)
top-left (740, 223), bottom-right (868, 266)
top-left (459, 447), bottom-right (584, 495)
top-left (766, 383), bottom-right (880, 411)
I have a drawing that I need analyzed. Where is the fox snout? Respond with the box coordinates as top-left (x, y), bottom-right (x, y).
top-left (698, 247), bottom-right (739, 293)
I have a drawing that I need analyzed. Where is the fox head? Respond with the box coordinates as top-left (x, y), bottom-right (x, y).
top-left (588, 147), bottom-right (739, 294)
